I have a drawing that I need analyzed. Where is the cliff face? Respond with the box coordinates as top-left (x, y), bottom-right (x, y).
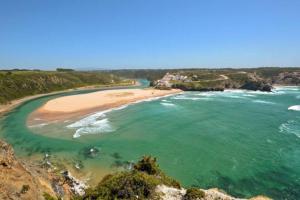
top-left (153, 72), bottom-right (273, 92)
top-left (272, 72), bottom-right (300, 85)
top-left (0, 140), bottom-right (73, 200)
top-left (0, 140), bottom-right (46, 199)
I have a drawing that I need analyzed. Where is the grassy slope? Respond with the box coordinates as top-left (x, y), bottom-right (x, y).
top-left (0, 70), bottom-right (131, 104)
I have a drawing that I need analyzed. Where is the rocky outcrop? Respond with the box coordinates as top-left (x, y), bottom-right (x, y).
top-left (0, 140), bottom-right (73, 200)
top-left (273, 72), bottom-right (300, 85)
top-left (156, 185), bottom-right (272, 200)
top-left (240, 81), bottom-right (272, 92)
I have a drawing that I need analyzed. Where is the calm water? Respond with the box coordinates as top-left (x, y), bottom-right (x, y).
top-left (0, 85), bottom-right (299, 199)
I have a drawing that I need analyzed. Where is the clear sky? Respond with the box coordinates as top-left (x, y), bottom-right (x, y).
top-left (0, 0), bottom-right (300, 69)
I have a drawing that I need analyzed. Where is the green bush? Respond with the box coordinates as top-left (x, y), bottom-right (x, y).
top-left (183, 188), bottom-right (205, 200)
top-left (43, 192), bottom-right (61, 200)
top-left (20, 185), bottom-right (30, 194)
top-left (133, 156), bottom-right (160, 175)
top-left (81, 156), bottom-right (180, 200)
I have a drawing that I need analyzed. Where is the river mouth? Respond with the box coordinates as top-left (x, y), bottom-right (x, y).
top-left (1, 86), bottom-right (300, 199)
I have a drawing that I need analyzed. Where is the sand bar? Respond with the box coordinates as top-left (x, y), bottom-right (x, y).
top-left (29, 88), bottom-right (181, 122)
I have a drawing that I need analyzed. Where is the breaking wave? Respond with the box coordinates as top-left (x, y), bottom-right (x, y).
top-left (279, 119), bottom-right (300, 138)
top-left (288, 105), bottom-right (300, 111)
top-left (28, 123), bottom-right (48, 128)
top-left (67, 109), bottom-right (116, 138)
top-left (160, 102), bottom-right (176, 107)
top-left (72, 118), bottom-right (114, 138)
top-left (252, 100), bottom-right (276, 105)
top-left (67, 93), bottom-right (180, 138)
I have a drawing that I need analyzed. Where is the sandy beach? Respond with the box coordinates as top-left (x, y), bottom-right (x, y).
top-left (29, 88), bottom-right (182, 122)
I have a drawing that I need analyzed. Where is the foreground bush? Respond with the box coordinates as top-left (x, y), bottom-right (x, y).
top-left (183, 188), bottom-right (205, 200)
top-left (80, 156), bottom-right (180, 200)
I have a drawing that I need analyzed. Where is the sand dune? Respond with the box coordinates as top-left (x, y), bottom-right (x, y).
top-left (30, 88), bottom-right (181, 122)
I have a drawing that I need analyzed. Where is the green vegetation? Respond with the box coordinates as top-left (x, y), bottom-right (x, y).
top-left (172, 80), bottom-right (225, 91)
top-left (80, 156), bottom-right (180, 200)
top-left (43, 193), bottom-right (61, 200)
top-left (56, 68), bottom-right (75, 72)
top-left (183, 188), bottom-right (205, 200)
top-left (0, 70), bottom-right (132, 104)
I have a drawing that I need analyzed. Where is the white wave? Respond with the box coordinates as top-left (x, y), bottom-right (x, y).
top-left (113, 105), bottom-right (128, 110)
top-left (72, 118), bottom-right (114, 138)
top-left (252, 100), bottom-right (276, 105)
top-left (160, 102), bottom-right (176, 107)
top-left (274, 86), bottom-right (300, 91)
top-left (171, 95), bottom-right (203, 100)
top-left (28, 123), bottom-right (48, 128)
top-left (67, 93), bottom-right (180, 138)
top-left (279, 120), bottom-right (300, 138)
top-left (288, 105), bottom-right (300, 111)
top-left (242, 94), bottom-right (256, 97)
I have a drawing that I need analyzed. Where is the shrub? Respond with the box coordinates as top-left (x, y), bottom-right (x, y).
top-left (81, 156), bottom-right (181, 199)
top-left (183, 188), bottom-right (205, 200)
top-left (82, 171), bottom-right (159, 200)
top-left (43, 192), bottom-right (60, 200)
top-left (20, 185), bottom-right (30, 194)
top-left (133, 156), bottom-right (160, 175)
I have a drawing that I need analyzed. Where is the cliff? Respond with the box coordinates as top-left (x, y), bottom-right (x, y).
top-left (0, 140), bottom-right (74, 200)
top-left (0, 145), bottom-right (272, 200)
top-left (153, 72), bottom-right (273, 92)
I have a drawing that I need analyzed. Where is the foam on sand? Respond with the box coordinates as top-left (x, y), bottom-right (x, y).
top-left (288, 105), bottom-right (300, 111)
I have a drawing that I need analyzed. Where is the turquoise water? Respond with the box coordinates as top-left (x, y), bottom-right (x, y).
top-left (0, 85), bottom-right (300, 199)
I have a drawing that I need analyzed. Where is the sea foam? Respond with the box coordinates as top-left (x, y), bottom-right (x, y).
top-left (279, 119), bottom-right (300, 138)
top-left (252, 100), bottom-right (276, 105)
top-left (288, 105), bottom-right (300, 111)
top-left (68, 93), bottom-right (180, 138)
top-left (160, 102), bottom-right (176, 107)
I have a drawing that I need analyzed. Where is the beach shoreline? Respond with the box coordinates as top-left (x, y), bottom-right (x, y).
top-left (0, 82), bottom-right (137, 117)
top-left (28, 88), bottom-right (182, 124)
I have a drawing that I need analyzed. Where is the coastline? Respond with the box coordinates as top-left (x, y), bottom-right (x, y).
top-left (0, 82), bottom-right (137, 117)
top-left (29, 88), bottom-right (182, 123)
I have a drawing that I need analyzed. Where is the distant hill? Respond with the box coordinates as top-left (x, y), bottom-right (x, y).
top-left (0, 70), bottom-right (131, 104)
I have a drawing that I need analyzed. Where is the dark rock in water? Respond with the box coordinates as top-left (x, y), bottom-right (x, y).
top-left (111, 152), bottom-right (122, 159)
top-left (80, 146), bottom-right (101, 159)
top-left (240, 81), bottom-right (272, 92)
top-left (74, 160), bottom-right (84, 170)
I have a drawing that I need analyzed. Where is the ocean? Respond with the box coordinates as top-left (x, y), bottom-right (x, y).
top-left (0, 84), bottom-right (299, 199)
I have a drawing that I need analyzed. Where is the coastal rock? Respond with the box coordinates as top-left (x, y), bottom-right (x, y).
top-left (0, 140), bottom-right (72, 200)
top-left (273, 72), bottom-right (300, 85)
top-left (156, 185), bottom-right (246, 200)
top-left (0, 140), bottom-right (15, 168)
top-left (240, 81), bottom-right (272, 92)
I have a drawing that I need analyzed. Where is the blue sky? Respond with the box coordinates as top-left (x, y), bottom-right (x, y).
top-left (0, 0), bottom-right (300, 69)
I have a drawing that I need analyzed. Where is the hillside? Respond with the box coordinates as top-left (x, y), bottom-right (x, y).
top-left (107, 67), bottom-right (299, 82)
top-left (0, 140), bottom-right (270, 200)
top-left (0, 70), bottom-right (133, 104)
top-left (111, 68), bottom-right (300, 92)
